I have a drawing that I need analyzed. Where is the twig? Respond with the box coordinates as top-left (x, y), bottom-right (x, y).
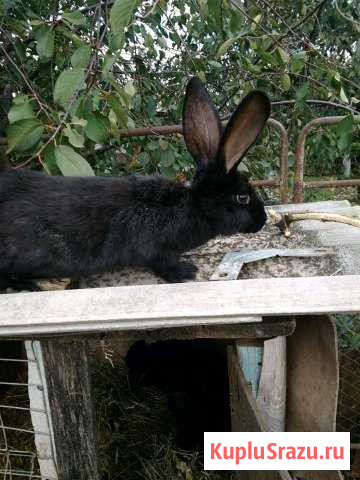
top-left (0, 38), bottom-right (52, 122)
top-left (334, 0), bottom-right (360, 31)
top-left (229, 0), bottom-right (283, 49)
top-left (272, 100), bottom-right (358, 115)
top-left (23, 0), bottom-right (108, 164)
top-left (270, 210), bottom-right (360, 236)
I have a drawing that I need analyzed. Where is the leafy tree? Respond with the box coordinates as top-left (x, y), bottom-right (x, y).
top-left (0, 0), bottom-right (359, 184)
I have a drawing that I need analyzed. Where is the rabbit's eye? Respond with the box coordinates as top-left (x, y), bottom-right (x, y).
top-left (234, 193), bottom-right (250, 205)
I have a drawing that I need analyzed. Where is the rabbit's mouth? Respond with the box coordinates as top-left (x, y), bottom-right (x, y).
top-left (243, 209), bottom-right (267, 233)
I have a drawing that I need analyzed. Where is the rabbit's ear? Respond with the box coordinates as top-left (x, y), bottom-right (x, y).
top-left (182, 77), bottom-right (222, 169)
top-left (219, 91), bottom-right (271, 173)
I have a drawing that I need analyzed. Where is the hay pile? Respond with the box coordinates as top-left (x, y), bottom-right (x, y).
top-left (93, 358), bottom-right (232, 480)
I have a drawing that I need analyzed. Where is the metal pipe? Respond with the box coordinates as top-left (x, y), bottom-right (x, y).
top-left (304, 179), bottom-right (360, 188)
top-left (2, 119), bottom-right (289, 201)
top-left (267, 118), bottom-right (289, 203)
top-left (293, 115), bottom-right (360, 203)
top-left (119, 118), bottom-right (289, 202)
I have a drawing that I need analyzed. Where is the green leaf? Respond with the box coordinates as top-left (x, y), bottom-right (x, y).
top-left (295, 83), bottom-right (309, 107)
top-left (290, 51), bottom-right (307, 74)
top-left (43, 144), bottom-right (61, 175)
top-left (124, 82), bottom-right (136, 97)
top-left (216, 35), bottom-right (245, 58)
top-left (30, 19), bottom-right (44, 26)
top-left (340, 87), bottom-right (349, 103)
top-left (35, 25), bottom-right (55, 62)
top-left (63, 11), bottom-right (86, 26)
top-left (13, 94), bottom-right (30, 105)
top-left (109, 32), bottom-right (125, 51)
top-left (195, 71), bottom-right (205, 83)
top-left (54, 68), bottom-right (85, 109)
top-left (334, 115), bottom-right (354, 152)
top-left (208, 60), bottom-right (222, 68)
top-left (102, 53), bottom-right (116, 79)
top-left (243, 58), bottom-right (262, 74)
top-left (281, 73), bottom-right (291, 91)
top-left (330, 70), bottom-right (342, 89)
top-left (8, 102), bottom-right (35, 124)
top-left (159, 138), bottom-right (168, 151)
top-left (54, 145), bottom-right (95, 176)
top-left (6, 119), bottom-right (43, 153)
top-left (208, 0), bottom-right (222, 32)
top-left (84, 113), bottom-right (108, 143)
top-left (63, 125), bottom-right (85, 148)
top-left (71, 116), bottom-right (88, 127)
top-left (160, 149), bottom-right (175, 167)
top-left (276, 47), bottom-right (289, 65)
top-left (261, 51), bottom-right (279, 66)
top-left (107, 95), bottom-right (128, 127)
top-left (110, 0), bottom-right (137, 34)
top-left (71, 45), bottom-right (91, 68)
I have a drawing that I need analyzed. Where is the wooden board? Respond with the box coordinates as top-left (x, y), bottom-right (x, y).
top-left (228, 344), bottom-right (292, 480)
top-left (109, 318), bottom-right (296, 342)
top-left (268, 200), bottom-right (350, 214)
top-left (0, 275), bottom-right (359, 336)
top-left (256, 336), bottom-right (287, 432)
top-left (41, 337), bottom-right (100, 480)
top-left (286, 315), bottom-right (343, 480)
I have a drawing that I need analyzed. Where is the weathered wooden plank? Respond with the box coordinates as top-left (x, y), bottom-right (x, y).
top-left (41, 337), bottom-right (100, 480)
top-left (109, 318), bottom-right (296, 343)
top-left (238, 345), bottom-right (263, 397)
top-left (268, 200), bottom-right (350, 214)
top-left (256, 336), bottom-right (286, 432)
top-left (227, 344), bottom-right (292, 480)
top-left (25, 341), bottom-right (58, 479)
top-left (0, 275), bottom-right (359, 336)
top-left (286, 315), bottom-right (343, 480)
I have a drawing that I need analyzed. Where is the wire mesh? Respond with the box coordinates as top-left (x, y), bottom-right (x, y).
top-left (0, 340), bottom-right (57, 480)
top-left (336, 315), bottom-right (360, 448)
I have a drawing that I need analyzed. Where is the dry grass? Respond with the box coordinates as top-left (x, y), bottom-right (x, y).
top-left (92, 358), bottom-right (232, 480)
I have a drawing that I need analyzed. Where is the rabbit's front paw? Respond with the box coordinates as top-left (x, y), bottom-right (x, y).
top-left (0, 276), bottom-right (42, 292)
top-left (156, 261), bottom-right (198, 283)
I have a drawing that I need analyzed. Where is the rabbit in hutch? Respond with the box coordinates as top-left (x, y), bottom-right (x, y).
top-left (0, 77), bottom-right (270, 291)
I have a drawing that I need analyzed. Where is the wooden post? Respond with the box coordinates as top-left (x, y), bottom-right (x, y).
top-left (256, 336), bottom-right (287, 432)
top-left (40, 337), bottom-right (100, 480)
top-left (286, 315), bottom-right (343, 480)
top-left (227, 343), bottom-right (292, 480)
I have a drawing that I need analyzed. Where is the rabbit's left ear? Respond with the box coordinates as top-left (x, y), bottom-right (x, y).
top-left (219, 91), bottom-right (271, 173)
top-left (183, 77), bottom-right (223, 170)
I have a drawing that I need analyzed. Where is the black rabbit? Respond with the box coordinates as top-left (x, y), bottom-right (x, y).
top-left (0, 77), bottom-right (270, 290)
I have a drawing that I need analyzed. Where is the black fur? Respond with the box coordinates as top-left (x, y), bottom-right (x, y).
top-left (0, 78), bottom-right (270, 287)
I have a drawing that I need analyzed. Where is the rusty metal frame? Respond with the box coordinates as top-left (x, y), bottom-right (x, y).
top-left (293, 115), bottom-right (360, 203)
top-left (118, 118), bottom-right (290, 203)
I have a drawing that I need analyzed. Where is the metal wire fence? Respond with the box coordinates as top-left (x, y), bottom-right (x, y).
top-left (336, 315), bottom-right (360, 446)
top-left (0, 340), bottom-right (57, 480)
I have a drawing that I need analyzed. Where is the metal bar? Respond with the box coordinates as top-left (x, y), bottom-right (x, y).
top-left (268, 118), bottom-right (289, 203)
top-left (304, 179), bottom-right (360, 188)
top-left (0, 381), bottom-right (41, 387)
top-left (1, 426), bottom-right (50, 435)
top-left (118, 118), bottom-right (289, 202)
top-left (250, 179), bottom-right (278, 187)
top-left (2, 118), bottom-right (289, 201)
top-left (0, 470), bottom-right (55, 479)
top-left (0, 449), bottom-right (36, 456)
top-left (0, 357), bottom-right (36, 363)
top-left (0, 404), bottom-right (46, 413)
top-left (293, 115), bottom-right (360, 203)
